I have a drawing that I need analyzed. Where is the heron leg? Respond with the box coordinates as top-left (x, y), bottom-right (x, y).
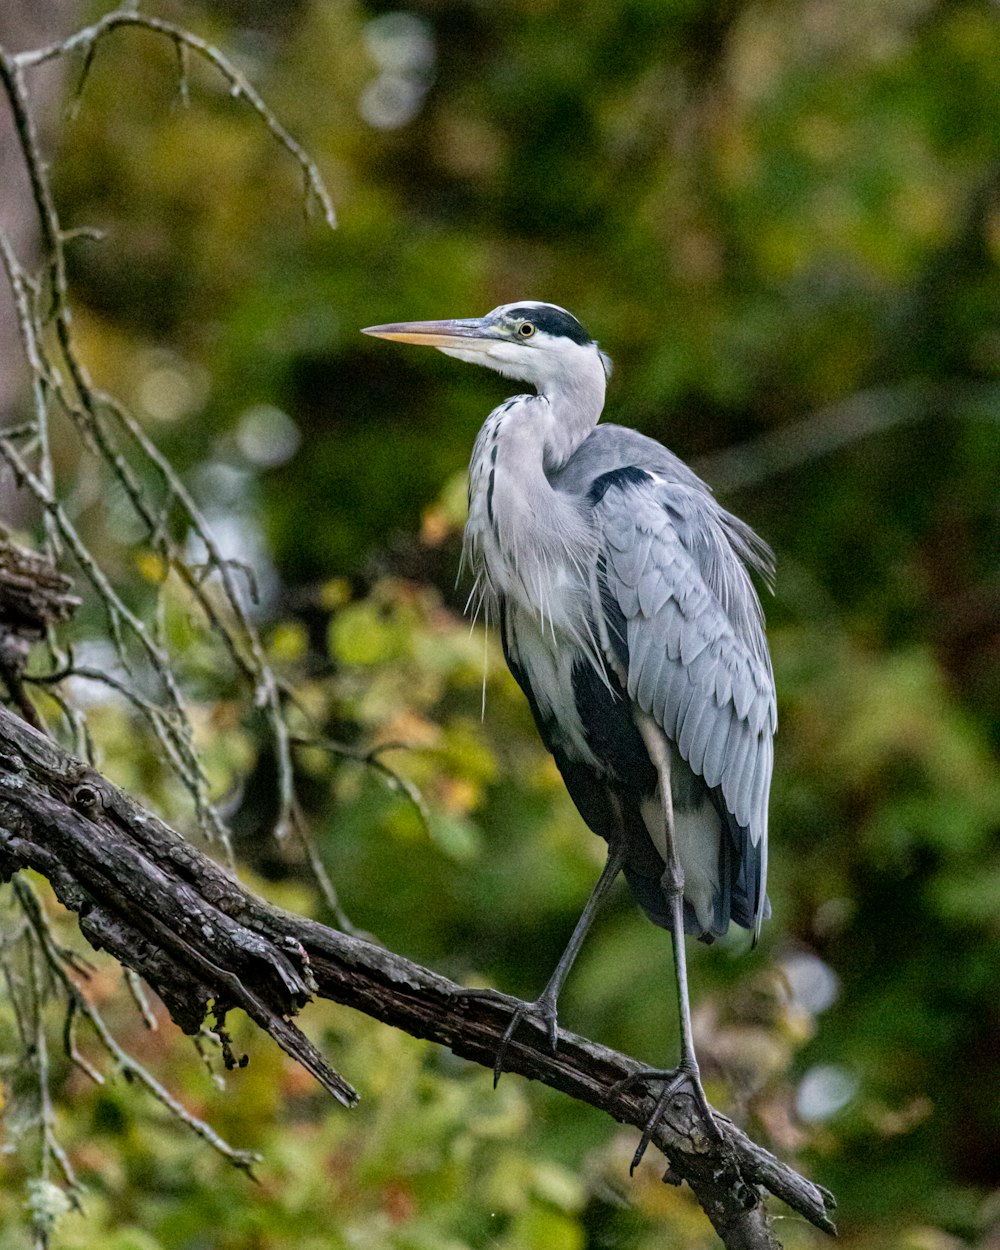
top-left (622, 711), bottom-right (722, 1165)
top-left (462, 843), bottom-right (624, 1085)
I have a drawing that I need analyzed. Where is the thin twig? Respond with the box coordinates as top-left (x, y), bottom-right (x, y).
top-left (291, 733), bottom-right (432, 834)
top-left (98, 392), bottom-right (297, 841)
top-left (0, 30), bottom-right (316, 849)
top-left (14, 876), bottom-right (260, 1174)
top-left (0, 439), bottom-right (207, 787)
top-left (0, 13), bottom-right (352, 1228)
top-left (14, 11), bottom-right (336, 229)
top-left (26, 941), bottom-right (82, 1199)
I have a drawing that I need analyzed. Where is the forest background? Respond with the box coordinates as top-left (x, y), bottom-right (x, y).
top-left (0, 0), bottom-right (998, 1248)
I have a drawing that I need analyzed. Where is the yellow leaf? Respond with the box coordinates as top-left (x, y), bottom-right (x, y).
top-left (134, 550), bottom-right (168, 582)
top-left (269, 620), bottom-right (308, 663)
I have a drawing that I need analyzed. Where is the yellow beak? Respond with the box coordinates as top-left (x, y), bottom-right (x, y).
top-left (361, 318), bottom-right (494, 349)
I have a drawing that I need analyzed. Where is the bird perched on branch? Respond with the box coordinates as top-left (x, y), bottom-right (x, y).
top-left (363, 301), bottom-right (776, 1156)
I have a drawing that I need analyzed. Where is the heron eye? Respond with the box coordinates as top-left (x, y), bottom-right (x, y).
top-left (517, 322), bottom-right (536, 338)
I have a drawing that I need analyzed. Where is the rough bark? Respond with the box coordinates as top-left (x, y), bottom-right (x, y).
top-left (0, 701), bottom-right (836, 1246)
top-left (0, 538), bottom-right (80, 730)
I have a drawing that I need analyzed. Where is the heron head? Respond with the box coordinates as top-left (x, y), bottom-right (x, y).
top-left (362, 301), bottom-right (612, 393)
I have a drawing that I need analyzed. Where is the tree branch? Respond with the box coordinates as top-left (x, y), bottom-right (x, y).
top-left (0, 702), bottom-right (836, 1246)
top-left (13, 11), bottom-right (336, 230)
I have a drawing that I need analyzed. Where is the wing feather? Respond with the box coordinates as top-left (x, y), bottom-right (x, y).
top-left (659, 663), bottom-right (686, 737)
top-left (617, 582), bottom-right (639, 618)
top-left (713, 662), bottom-right (733, 708)
top-left (679, 624), bottom-right (711, 667)
top-left (726, 724), bottom-right (756, 827)
top-left (682, 696), bottom-right (713, 777)
top-left (609, 530), bottom-right (652, 586)
top-left (635, 636), bottom-right (666, 713)
top-left (638, 567), bottom-right (670, 617)
top-left (674, 670), bottom-right (699, 730)
top-left (702, 711), bottom-right (732, 790)
top-left (591, 473), bottom-right (776, 932)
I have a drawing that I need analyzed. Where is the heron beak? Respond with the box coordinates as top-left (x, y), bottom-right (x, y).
top-left (361, 318), bottom-right (494, 350)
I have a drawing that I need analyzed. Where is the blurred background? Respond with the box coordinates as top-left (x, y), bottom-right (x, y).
top-left (0, 0), bottom-right (998, 1247)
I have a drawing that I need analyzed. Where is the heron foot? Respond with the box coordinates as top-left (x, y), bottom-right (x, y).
top-left (454, 985), bottom-right (560, 1086)
top-left (487, 992), bottom-right (561, 1086)
top-left (613, 1063), bottom-right (723, 1172)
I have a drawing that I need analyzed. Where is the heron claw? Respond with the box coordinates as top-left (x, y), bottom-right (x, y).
top-left (492, 994), bottom-right (560, 1085)
top-left (453, 986), bottom-right (561, 1084)
top-left (613, 1064), bottom-right (723, 1171)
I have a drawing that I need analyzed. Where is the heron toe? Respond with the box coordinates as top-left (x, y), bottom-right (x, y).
top-left (488, 994), bottom-right (561, 1085)
top-left (453, 986), bottom-right (559, 1083)
top-left (614, 1063), bottom-right (722, 1171)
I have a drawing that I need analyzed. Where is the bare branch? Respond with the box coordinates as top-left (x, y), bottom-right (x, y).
top-left (0, 703), bottom-right (837, 1246)
top-left (14, 10), bottom-right (336, 229)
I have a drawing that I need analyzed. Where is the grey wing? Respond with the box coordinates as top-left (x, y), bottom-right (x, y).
top-left (591, 471), bottom-right (777, 936)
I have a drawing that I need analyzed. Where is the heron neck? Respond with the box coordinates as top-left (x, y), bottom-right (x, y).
top-left (537, 362), bottom-right (606, 471)
top-left (464, 399), bottom-right (599, 675)
top-left (470, 395), bottom-right (595, 572)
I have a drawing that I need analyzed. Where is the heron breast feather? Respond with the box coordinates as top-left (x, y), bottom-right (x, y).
top-left (506, 608), bottom-right (602, 768)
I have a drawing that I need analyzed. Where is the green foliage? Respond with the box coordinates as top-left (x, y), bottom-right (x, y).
top-left (1, 0), bottom-right (998, 1246)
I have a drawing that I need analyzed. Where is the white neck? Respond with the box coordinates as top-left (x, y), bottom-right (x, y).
top-left (443, 335), bottom-right (607, 471)
top-left (463, 390), bottom-right (600, 657)
top-left (536, 344), bottom-right (606, 470)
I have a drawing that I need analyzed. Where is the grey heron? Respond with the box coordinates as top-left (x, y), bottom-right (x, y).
top-left (363, 301), bottom-right (776, 1156)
